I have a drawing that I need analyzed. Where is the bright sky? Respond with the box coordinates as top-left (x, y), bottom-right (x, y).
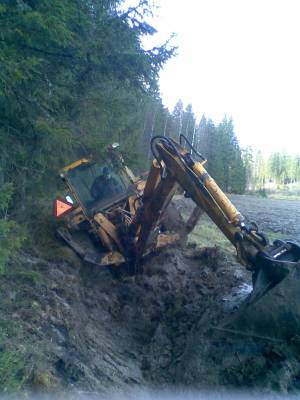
top-left (139, 0), bottom-right (300, 155)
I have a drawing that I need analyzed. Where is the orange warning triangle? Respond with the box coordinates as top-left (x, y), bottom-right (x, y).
top-left (53, 199), bottom-right (73, 218)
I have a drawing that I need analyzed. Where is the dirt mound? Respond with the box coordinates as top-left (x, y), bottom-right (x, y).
top-left (2, 240), bottom-right (300, 394)
top-left (2, 191), bottom-right (300, 394)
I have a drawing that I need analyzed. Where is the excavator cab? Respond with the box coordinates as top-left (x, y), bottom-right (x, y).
top-left (62, 160), bottom-right (135, 217)
top-left (54, 150), bottom-right (180, 269)
top-left (53, 154), bottom-right (140, 267)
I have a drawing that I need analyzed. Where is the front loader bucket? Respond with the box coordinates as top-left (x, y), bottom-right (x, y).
top-left (56, 227), bottom-right (125, 268)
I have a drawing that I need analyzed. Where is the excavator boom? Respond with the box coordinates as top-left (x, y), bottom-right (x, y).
top-left (132, 135), bottom-right (300, 303)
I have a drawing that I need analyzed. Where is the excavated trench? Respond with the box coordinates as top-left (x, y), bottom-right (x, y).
top-left (1, 197), bottom-right (300, 395)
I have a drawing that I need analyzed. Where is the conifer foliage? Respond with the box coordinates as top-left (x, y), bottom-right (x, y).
top-left (0, 0), bottom-right (174, 264)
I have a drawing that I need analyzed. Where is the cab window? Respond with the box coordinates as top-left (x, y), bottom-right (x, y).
top-left (65, 163), bottom-right (131, 215)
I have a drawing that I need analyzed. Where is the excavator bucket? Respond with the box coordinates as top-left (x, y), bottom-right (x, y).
top-left (248, 240), bottom-right (300, 305)
top-left (224, 240), bottom-right (300, 340)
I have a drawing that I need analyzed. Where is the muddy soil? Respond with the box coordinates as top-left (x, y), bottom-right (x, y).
top-left (0, 247), bottom-right (247, 391)
top-left (1, 195), bottom-right (300, 394)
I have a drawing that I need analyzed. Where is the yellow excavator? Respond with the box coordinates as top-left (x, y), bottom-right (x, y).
top-left (53, 135), bottom-right (300, 304)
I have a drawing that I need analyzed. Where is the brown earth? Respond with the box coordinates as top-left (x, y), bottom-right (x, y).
top-left (1, 195), bottom-right (300, 395)
top-left (229, 194), bottom-right (300, 242)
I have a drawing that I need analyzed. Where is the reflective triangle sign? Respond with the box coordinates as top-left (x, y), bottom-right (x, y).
top-left (53, 199), bottom-right (74, 218)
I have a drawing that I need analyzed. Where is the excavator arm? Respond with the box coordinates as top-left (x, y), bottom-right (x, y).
top-left (132, 135), bottom-right (300, 303)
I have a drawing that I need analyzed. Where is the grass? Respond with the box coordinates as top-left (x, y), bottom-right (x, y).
top-left (248, 185), bottom-right (300, 201)
top-left (0, 346), bottom-right (28, 391)
top-left (267, 192), bottom-right (300, 201)
top-left (0, 270), bottom-right (42, 285)
top-left (182, 212), bottom-right (234, 253)
top-left (183, 213), bottom-right (284, 252)
top-left (0, 321), bottom-right (30, 392)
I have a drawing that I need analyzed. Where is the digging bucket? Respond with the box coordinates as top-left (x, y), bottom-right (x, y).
top-left (227, 241), bottom-right (300, 340)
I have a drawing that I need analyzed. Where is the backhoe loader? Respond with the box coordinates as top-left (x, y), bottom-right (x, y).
top-left (53, 136), bottom-right (300, 305)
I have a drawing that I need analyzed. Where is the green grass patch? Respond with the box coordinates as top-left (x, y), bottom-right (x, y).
top-left (1, 270), bottom-right (42, 285)
top-left (0, 346), bottom-right (28, 391)
top-left (183, 213), bottom-right (234, 253)
top-left (263, 230), bottom-right (286, 243)
top-left (184, 213), bottom-right (284, 252)
top-left (267, 193), bottom-right (300, 201)
top-left (0, 321), bottom-right (29, 392)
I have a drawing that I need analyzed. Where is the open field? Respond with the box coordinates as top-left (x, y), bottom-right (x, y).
top-left (230, 194), bottom-right (300, 241)
top-left (255, 183), bottom-right (300, 201)
top-left (176, 194), bottom-right (300, 251)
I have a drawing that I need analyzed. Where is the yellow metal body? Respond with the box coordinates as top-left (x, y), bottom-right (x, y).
top-left (62, 158), bottom-right (90, 172)
top-left (55, 139), bottom-right (267, 271)
top-left (192, 161), bottom-right (243, 225)
top-left (55, 137), bottom-right (300, 305)
top-left (57, 152), bottom-right (180, 268)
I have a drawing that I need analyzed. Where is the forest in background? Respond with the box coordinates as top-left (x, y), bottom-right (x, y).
top-left (1, 0), bottom-right (299, 270)
top-left (142, 98), bottom-right (300, 193)
top-left (246, 150), bottom-right (300, 190)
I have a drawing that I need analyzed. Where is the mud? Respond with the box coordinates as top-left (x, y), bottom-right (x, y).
top-left (0, 247), bottom-right (246, 391)
top-left (1, 195), bottom-right (300, 394)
